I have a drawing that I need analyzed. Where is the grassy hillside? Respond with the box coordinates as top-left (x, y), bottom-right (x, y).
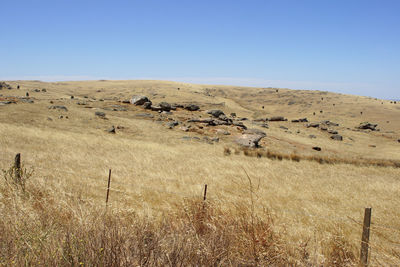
top-left (1, 80), bottom-right (399, 266)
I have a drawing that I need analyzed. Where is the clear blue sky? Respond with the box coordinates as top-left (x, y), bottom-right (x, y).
top-left (1, 0), bottom-right (399, 99)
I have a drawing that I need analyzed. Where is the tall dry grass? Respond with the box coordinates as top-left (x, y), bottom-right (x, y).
top-left (0, 166), bottom-right (358, 266)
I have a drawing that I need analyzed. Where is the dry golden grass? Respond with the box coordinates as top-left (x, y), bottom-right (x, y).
top-left (1, 80), bottom-right (400, 266)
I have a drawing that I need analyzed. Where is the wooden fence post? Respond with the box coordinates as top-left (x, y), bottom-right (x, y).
top-left (106, 169), bottom-right (112, 207)
top-left (360, 207), bottom-right (372, 267)
top-left (203, 184), bottom-right (207, 201)
top-left (14, 153), bottom-right (21, 183)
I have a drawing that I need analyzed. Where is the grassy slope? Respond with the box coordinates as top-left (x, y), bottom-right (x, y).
top-left (1, 80), bottom-right (400, 265)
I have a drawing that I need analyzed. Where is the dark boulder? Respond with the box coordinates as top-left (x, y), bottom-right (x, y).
top-left (312, 147), bottom-right (322, 151)
top-left (107, 126), bottom-right (116, 134)
top-left (159, 102), bottom-right (172, 111)
top-left (307, 123), bottom-right (320, 128)
top-left (95, 111), bottom-right (106, 118)
top-left (330, 134), bottom-right (343, 141)
top-left (207, 109), bottom-right (225, 118)
top-left (130, 95), bottom-right (150, 105)
top-left (357, 122), bottom-right (378, 131)
top-left (142, 101), bottom-right (152, 109)
top-left (268, 116), bottom-right (287, 121)
top-left (184, 104), bottom-right (200, 111)
top-left (48, 105), bottom-right (68, 111)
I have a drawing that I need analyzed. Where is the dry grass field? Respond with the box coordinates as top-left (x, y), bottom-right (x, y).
top-left (1, 80), bottom-right (400, 266)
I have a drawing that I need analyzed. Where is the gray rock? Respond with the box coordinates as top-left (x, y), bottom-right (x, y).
top-left (48, 105), bottom-right (68, 111)
top-left (184, 104), bottom-right (200, 111)
top-left (167, 121), bottom-right (179, 129)
top-left (280, 126), bottom-right (289, 130)
top-left (211, 137), bottom-right (219, 142)
top-left (268, 116), bottom-right (287, 121)
top-left (130, 95), bottom-right (150, 105)
top-left (331, 134), bottom-right (343, 141)
top-left (291, 118), bottom-right (308, 123)
top-left (107, 126), bottom-right (116, 134)
top-left (235, 134), bottom-right (265, 148)
top-left (143, 101), bottom-right (152, 109)
top-left (151, 106), bottom-right (162, 111)
top-left (159, 102), bottom-right (172, 111)
top-left (244, 128), bottom-right (266, 136)
top-left (307, 123), bottom-right (320, 128)
top-left (328, 129), bottom-right (338, 134)
top-left (358, 122), bottom-right (378, 131)
top-left (309, 135), bottom-right (317, 139)
top-left (207, 109), bottom-right (225, 118)
top-left (230, 112), bottom-right (237, 117)
top-left (111, 105), bottom-right (127, 111)
top-left (135, 113), bottom-right (154, 118)
top-left (180, 126), bottom-right (190, 132)
top-left (95, 111), bottom-right (106, 118)
top-left (232, 121), bottom-right (247, 129)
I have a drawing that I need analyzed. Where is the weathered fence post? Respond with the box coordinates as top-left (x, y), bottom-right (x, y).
top-left (14, 153), bottom-right (21, 183)
top-left (360, 207), bottom-right (372, 267)
top-left (105, 169), bottom-right (112, 207)
top-left (203, 184), bottom-right (207, 201)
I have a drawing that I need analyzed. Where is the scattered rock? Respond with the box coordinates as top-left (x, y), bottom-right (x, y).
top-left (207, 109), bottom-right (225, 118)
top-left (309, 135), bottom-right (316, 139)
top-left (268, 116), bottom-right (287, 121)
top-left (279, 126), bottom-right (289, 130)
top-left (331, 134), bottom-right (343, 141)
top-left (111, 105), bottom-right (127, 111)
top-left (122, 99), bottom-right (130, 104)
top-left (48, 105), bottom-right (68, 111)
top-left (41, 88), bottom-right (47, 92)
top-left (150, 106), bottom-right (162, 111)
top-left (321, 120), bottom-right (339, 127)
top-left (243, 128), bottom-right (266, 136)
top-left (47, 117), bottom-right (53, 121)
top-left (260, 123), bottom-right (269, 128)
top-left (107, 126), bottom-right (116, 134)
top-left (131, 95), bottom-right (150, 105)
top-left (216, 129), bottom-right (230, 135)
top-left (95, 111), bottom-right (106, 118)
top-left (230, 112), bottom-right (237, 117)
top-left (357, 122), bottom-right (378, 131)
top-left (328, 129), bottom-right (338, 134)
top-left (59, 115), bottom-right (63, 119)
top-left (235, 134), bottom-right (265, 148)
top-left (0, 82), bottom-right (12, 90)
top-left (167, 121), bottom-right (179, 129)
top-left (291, 118), bottom-right (308, 123)
top-left (320, 126), bottom-right (328, 131)
top-left (142, 101), bottom-right (152, 109)
top-left (180, 126), bottom-right (190, 132)
top-left (184, 104), bottom-right (200, 111)
top-left (307, 123), bottom-right (319, 128)
top-left (26, 92), bottom-right (29, 97)
top-left (159, 102), bottom-right (172, 111)
top-left (34, 89), bottom-right (41, 92)
top-left (312, 147), bottom-right (322, 151)
top-left (77, 102), bottom-right (87, 105)
top-left (135, 113), bottom-right (154, 118)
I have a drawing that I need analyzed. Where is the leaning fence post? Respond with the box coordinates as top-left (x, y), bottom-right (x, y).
top-left (105, 169), bottom-right (112, 207)
top-left (203, 184), bottom-right (207, 201)
top-left (360, 207), bottom-right (372, 266)
top-left (14, 153), bottom-right (21, 183)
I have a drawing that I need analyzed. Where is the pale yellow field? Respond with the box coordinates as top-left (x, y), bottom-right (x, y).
top-left (1, 80), bottom-right (399, 266)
